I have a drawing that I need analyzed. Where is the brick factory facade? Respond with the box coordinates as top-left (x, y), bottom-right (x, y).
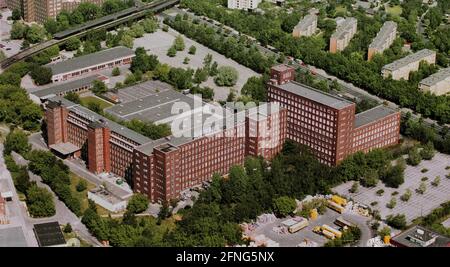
top-left (267, 64), bottom-right (400, 166)
top-left (6, 0), bottom-right (105, 23)
top-left (45, 92), bottom-right (287, 202)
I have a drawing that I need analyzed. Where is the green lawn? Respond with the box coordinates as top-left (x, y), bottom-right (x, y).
top-left (69, 173), bottom-right (96, 213)
top-left (80, 96), bottom-right (113, 110)
top-left (335, 5), bottom-right (347, 15)
top-left (386, 5), bottom-right (403, 17)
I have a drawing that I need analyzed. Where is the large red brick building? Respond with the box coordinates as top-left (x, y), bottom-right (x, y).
top-left (268, 64), bottom-right (400, 165)
top-left (45, 96), bottom-right (287, 203)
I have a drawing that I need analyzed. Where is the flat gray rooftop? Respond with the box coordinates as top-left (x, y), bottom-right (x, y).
top-left (354, 105), bottom-right (398, 128)
top-left (276, 81), bottom-right (354, 109)
top-left (391, 226), bottom-right (450, 247)
top-left (48, 46), bottom-right (134, 75)
top-left (0, 226), bottom-right (28, 247)
top-left (104, 89), bottom-right (196, 123)
top-left (331, 17), bottom-right (357, 40)
top-left (419, 67), bottom-right (450, 87)
top-left (32, 75), bottom-right (99, 99)
top-left (382, 49), bottom-right (436, 71)
top-left (369, 21), bottom-right (397, 50)
top-left (294, 14), bottom-right (317, 31)
top-left (48, 96), bottom-right (151, 145)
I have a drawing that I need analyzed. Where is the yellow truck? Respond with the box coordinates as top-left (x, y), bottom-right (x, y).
top-left (313, 225), bottom-right (342, 239)
top-left (327, 200), bottom-right (345, 214)
top-left (331, 195), bottom-right (347, 207)
top-left (322, 224), bottom-right (342, 239)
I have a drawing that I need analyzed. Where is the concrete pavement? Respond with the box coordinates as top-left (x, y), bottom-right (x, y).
top-left (9, 150), bottom-right (102, 247)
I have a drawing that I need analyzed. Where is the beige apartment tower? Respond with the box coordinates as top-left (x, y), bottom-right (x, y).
top-left (329, 17), bottom-right (358, 53)
top-left (368, 21), bottom-right (397, 61)
top-left (292, 14), bottom-right (317, 38)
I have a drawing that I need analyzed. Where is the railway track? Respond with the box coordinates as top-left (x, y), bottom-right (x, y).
top-left (0, 0), bottom-right (179, 70)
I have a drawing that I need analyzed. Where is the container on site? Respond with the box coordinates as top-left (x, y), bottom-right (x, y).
top-left (282, 217), bottom-right (309, 233)
top-left (384, 235), bottom-right (391, 244)
top-left (322, 224), bottom-right (342, 239)
top-left (331, 195), bottom-right (347, 206)
top-left (322, 229), bottom-right (336, 239)
top-left (334, 216), bottom-right (354, 228)
top-left (310, 208), bottom-right (318, 220)
top-left (327, 200), bottom-right (345, 214)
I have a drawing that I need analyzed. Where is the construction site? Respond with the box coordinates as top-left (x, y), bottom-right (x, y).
top-left (239, 195), bottom-right (372, 247)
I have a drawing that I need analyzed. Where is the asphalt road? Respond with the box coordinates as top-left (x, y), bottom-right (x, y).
top-left (10, 151), bottom-right (103, 247)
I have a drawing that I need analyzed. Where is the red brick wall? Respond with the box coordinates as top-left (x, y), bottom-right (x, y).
top-left (351, 112), bottom-right (401, 154)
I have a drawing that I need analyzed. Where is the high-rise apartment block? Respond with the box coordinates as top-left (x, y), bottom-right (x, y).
top-left (227, 0), bottom-right (261, 10)
top-left (419, 67), bottom-right (450, 96)
top-left (6, 0), bottom-right (105, 23)
top-left (329, 17), bottom-right (357, 53)
top-left (292, 14), bottom-right (317, 38)
top-left (382, 49), bottom-right (436, 80)
top-left (268, 64), bottom-right (400, 166)
top-left (368, 21), bottom-right (397, 61)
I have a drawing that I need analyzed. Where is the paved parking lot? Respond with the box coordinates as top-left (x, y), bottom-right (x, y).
top-left (333, 152), bottom-right (450, 223)
top-left (0, 9), bottom-right (23, 58)
top-left (133, 28), bottom-right (259, 101)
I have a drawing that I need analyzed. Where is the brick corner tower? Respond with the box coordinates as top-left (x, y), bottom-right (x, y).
top-left (87, 120), bottom-right (111, 174)
top-left (46, 100), bottom-right (68, 146)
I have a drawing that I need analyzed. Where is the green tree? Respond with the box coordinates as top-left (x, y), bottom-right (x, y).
top-left (193, 68), bottom-right (209, 84)
top-left (214, 66), bottom-right (238, 87)
top-left (64, 92), bottom-right (81, 104)
top-left (387, 197), bottom-right (397, 209)
top-left (272, 196), bottom-right (297, 217)
top-left (241, 76), bottom-right (267, 102)
top-left (127, 193), bottom-right (149, 214)
top-left (64, 223), bottom-right (73, 233)
top-left (188, 45), bottom-right (196, 55)
top-left (349, 181), bottom-right (359, 193)
top-left (168, 67), bottom-right (193, 89)
top-left (10, 21), bottom-right (28, 39)
top-left (26, 184), bottom-right (56, 218)
top-left (174, 35), bottom-right (185, 51)
top-left (378, 227), bottom-right (391, 238)
top-left (65, 37), bottom-right (81, 51)
top-left (112, 67), bottom-right (121, 76)
top-left (76, 179), bottom-right (88, 192)
top-left (420, 141), bottom-right (435, 160)
top-left (183, 57), bottom-right (190, 64)
top-left (154, 63), bottom-right (171, 82)
top-left (131, 23), bottom-right (145, 38)
top-left (25, 24), bottom-right (47, 44)
top-left (141, 18), bottom-right (158, 33)
top-left (29, 65), bottom-right (52, 85)
top-left (92, 80), bottom-right (108, 95)
top-left (386, 214), bottom-right (407, 229)
top-left (400, 189), bottom-right (412, 202)
top-left (4, 130), bottom-right (31, 155)
top-left (416, 181), bottom-right (427, 194)
top-left (12, 9), bottom-right (21, 20)
top-left (119, 34), bottom-right (134, 48)
top-left (431, 176), bottom-right (440, 187)
top-left (167, 45), bottom-right (177, 57)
